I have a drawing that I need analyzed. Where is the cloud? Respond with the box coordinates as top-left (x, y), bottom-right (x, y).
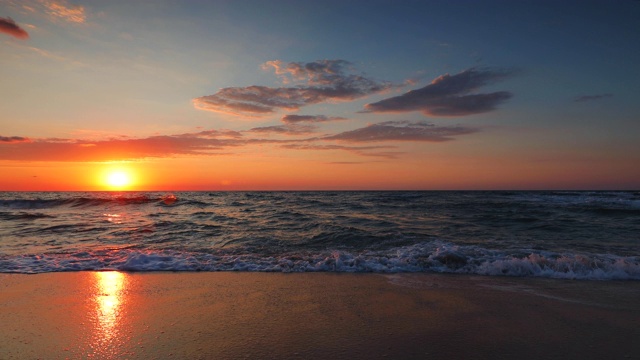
top-left (248, 124), bottom-right (316, 135)
top-left (0, 130), bottom-right (245, 162)
top-left (281, 114), bottom-right (346, 124)
top-left (43, 0), bottom-right (86, 23)
top-left (265, 59), bottom-right (356, 86)
top-left (0, 128), bottom-right (404, 162)
top-left (324, 121), bottom-right (478, 142)
top-left (574, 93), bottom-right (613, 102)
top-left (281, 143), bottom-right (400, 159)
top-left (0, 120), bottom-right (476, 162)
top-left (194, 60), bottom-right (391, 117)
top-left (175, 129), bottom-right (243, 139)
top-left (0, 17), bottom-right (29, 39)
top-left (282, 144), bottom-right (389, 151)
top-left (363, 68), bottom-right (515, 116)
top-left (246, 114), bottom-right (347, 135)
top-left (0, 136), bottom-right (32, 143)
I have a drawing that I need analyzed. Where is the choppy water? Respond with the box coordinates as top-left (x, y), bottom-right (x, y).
top-left (0, 191), bottom-right (638, 279)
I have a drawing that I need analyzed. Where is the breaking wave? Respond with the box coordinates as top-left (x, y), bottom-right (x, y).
top-left (2, 241), bottom-right (638, 280)
top-left (0, 194), bottom-right (185, 209)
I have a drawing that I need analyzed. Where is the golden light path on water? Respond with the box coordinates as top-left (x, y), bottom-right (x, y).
top-left (92, 271), bottom-right (127, 357)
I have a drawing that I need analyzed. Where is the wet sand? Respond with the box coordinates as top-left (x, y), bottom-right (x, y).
top-left (0, 272), bottom-right (638, 359)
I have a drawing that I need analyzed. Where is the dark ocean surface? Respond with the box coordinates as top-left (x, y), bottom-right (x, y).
top-left (0, 191), bottom-right (638, 279)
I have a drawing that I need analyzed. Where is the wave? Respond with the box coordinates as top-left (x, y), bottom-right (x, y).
top-left (1, 241), bottom-right (638, 280)
top-left (516, 191), bottom-right (640, 210)
top-left (0, 211), bottom-right (56, 220)
top-left (0, 194), bottom-right (180, 209)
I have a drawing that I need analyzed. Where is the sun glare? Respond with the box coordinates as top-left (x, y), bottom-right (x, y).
top-left (106, 170), bottom-right (132, 189)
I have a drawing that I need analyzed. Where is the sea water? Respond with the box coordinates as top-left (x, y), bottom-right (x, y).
top-left (0, 191), bottom-right (638, 279)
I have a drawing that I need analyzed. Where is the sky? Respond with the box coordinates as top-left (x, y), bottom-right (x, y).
top-left (1, 0), bottom-right (639, 191)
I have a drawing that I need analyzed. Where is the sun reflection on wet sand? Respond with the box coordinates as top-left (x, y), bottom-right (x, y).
top-left (92, 271), bottom-right (127, 357)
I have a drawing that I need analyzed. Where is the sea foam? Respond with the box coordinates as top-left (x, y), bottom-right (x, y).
top-left (2, 191), bottom-right (638, 280)
top-left (1, 241), bottom-right (638, 280)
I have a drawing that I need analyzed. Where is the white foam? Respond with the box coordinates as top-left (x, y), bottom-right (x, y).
top-left (1, 242), bottom-right (638, 280)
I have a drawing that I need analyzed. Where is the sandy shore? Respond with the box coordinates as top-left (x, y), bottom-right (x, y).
top-left (0, 272), bottom-right (638, 359)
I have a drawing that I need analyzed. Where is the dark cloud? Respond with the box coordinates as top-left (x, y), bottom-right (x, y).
top-left (247, 114), bottom-right (347, 135)
top-left (282, 144), bottom-right (389, 151)
top-left (194, 60), bottom-right (390, 117)
top-left (174, 129), bottom-right (243, 139)
top-left (0, 17), bottom-right (29, 39)
top-left (266, 59), bottom-right (356, 86)
top-left (248, 124), bottom-right (316, 135)
top-left (363, 68), bottom-right (515, 116)
top-left (281, 114), bottom-right (346, 124)
top-left (0, 136), bottom-right (32, 143)
top-left (324, 121), bottom-right (478, 142)
top-left (281, 143), bottom-right (400, 159)
top-left (574, 93), bottom-right (613, 102)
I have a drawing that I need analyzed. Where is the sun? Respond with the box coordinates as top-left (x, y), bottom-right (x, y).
top-left (105, 170), bottom-right (132, 189)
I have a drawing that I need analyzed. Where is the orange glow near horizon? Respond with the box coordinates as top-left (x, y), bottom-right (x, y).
top-left (0, 152), bottom-right (638, 191)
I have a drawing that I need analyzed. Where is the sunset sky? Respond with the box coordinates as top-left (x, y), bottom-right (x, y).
top-left (1, 0), bottom-right (639, 190)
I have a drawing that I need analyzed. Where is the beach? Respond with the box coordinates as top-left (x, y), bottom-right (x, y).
top-left (1, 272), bottom-right (638, 359)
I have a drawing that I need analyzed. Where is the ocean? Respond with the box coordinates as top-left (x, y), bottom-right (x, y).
top-left (0, 191), bottom-right (638, 279)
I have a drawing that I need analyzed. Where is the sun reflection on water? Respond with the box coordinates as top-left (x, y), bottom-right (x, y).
top-left (103, 213), bottom-right (123, 224)
top-left (93, 271), bottom-right (126, 349)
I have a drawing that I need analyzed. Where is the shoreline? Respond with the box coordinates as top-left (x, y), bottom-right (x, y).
top-left (1, 272), bottom-right (639, 359)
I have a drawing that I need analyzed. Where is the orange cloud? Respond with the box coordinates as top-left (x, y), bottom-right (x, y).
top-left (0, 121), bottom-right (479, 162)
top-left (43, 0), bottom-right (86, 23)
top-left (0, 17), bottom-right (29, 39)
top-left (0, 131), bottom-right (241, 162)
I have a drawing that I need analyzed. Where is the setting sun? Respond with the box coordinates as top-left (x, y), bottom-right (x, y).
top-left (105, 170), bottom-right (133, 189)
